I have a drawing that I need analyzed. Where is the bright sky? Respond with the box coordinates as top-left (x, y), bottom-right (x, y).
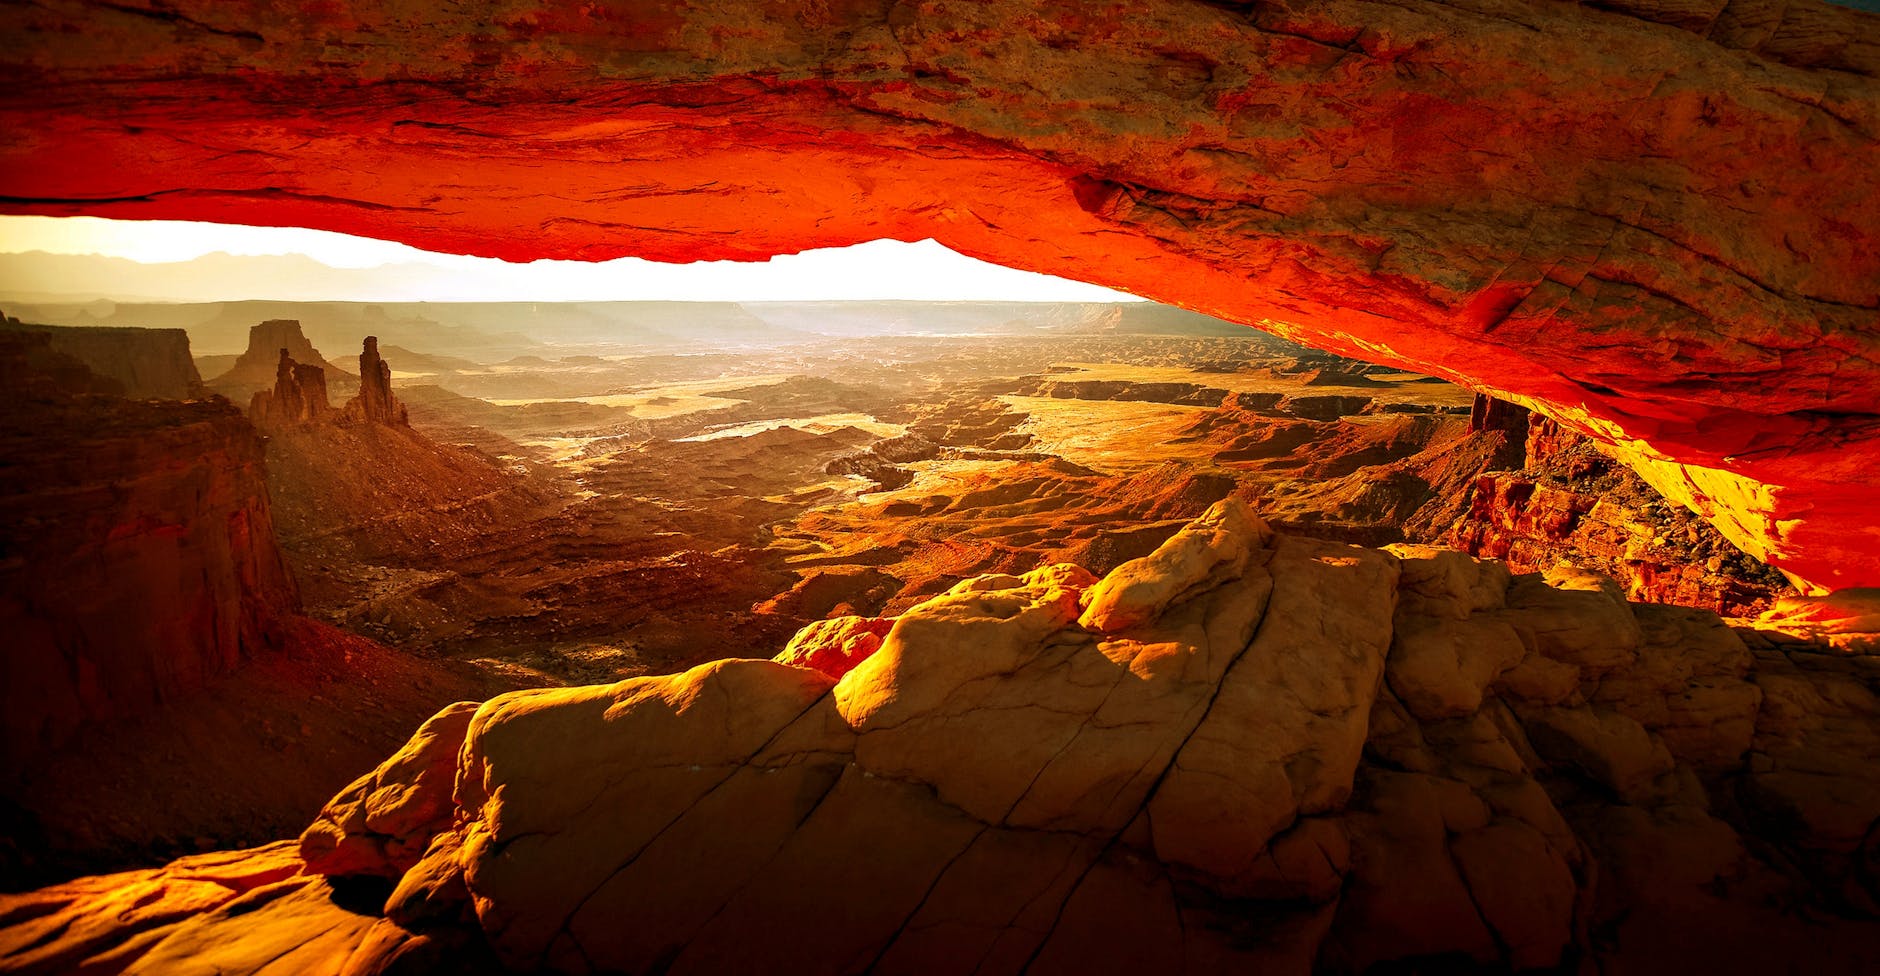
top-left (0, 215), bottom-right (1143, 303)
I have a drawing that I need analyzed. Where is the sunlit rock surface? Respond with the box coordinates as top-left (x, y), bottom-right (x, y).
top-left (1, 0), bottom-right (1875, 589)
top-left (1452, 414), bottom-right (1796, 616)
top-left (0, 329), bottom-right (538, 888)
top-left (343, 337), bottom-right (408, 428)
top-left (250, 349), bottom-right (332, 429)
top-left (9, 499), bottom-right (1877, 974)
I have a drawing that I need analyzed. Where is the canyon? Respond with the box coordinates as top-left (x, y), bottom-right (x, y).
top-left (165, 309), bottom-right (1799, 684)
top-left (0, 329), bottom-right (292, 774)
top-left (1, 0), bottom-right (1876, 591)
top-left (1, 301), bottom-right (1869, 975)
top-left (0, 321), bottom-right (530, 886)
top-left (1, 0), bottom-right (1877, 971)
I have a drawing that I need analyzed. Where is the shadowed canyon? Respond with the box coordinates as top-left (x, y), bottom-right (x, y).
top-left (3, 1), bottom-right (1880, 974)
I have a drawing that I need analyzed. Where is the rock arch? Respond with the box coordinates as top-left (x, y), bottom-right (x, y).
top-left (2, 0), bottom-right (1875, 588)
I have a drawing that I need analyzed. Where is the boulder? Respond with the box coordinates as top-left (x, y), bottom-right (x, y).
top-left (300, 701), bottom-right (480, 878)
top-left (773, 614), bottom-right (895, 679)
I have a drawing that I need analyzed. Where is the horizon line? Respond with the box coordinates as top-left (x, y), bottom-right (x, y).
top-left (0, 218), bottom-right (1149, 304)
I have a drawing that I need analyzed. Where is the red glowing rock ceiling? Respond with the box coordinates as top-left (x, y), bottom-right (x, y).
top-left (1, 0), bottom-right (1875, 588)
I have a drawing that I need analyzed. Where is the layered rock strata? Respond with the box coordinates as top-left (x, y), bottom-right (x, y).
top-left (249, 336), bottom-right (407, 431)
top-left (8, 500), bottom-right (1876, 974)
top-left (210, 321), bottom-right (350, 398)
top-left (1, 0), bottom-right (1875, 590)
top-left (249, 349), bottom-right (332, 429)
top-left (1468, 392), bottom-right (1528, 438)
top-left (1454, 415), bottom-right (1796, 616)
top-left (0, 343), bottom-right (298, 776)
top-left (0, 329), bottom-right (122, 398)
top-left (0, 316), bottom-right (201, 399)
top-left (343, 336), bottom-right (407, 427)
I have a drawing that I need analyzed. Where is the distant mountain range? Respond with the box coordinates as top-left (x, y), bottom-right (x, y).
top-left (0, 250), bottom-right (483, 305)
top-left (0, 250), bottom-right (1280, 357)
top-left (2, 300), bottom-right (550, 358)
top-left (0, 245), bottom-right (1151, 306)
top-left (4, 298), bottom-right (1279, 359)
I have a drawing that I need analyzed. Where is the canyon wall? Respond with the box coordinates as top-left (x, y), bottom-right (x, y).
top-left (0, 317), bottom-right (200, 399)
top-left (0, 335), bottom-right (299, 776)
top-left (1452, 410), bottom-right (1796, 616)
top-left (0, 0), bottom-right (1874, 590)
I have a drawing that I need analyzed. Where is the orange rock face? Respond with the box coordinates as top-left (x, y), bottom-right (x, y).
top-left (1451, 416), bottom-right (1797, 616)
top-left (772, 615), bottom-right (895, 679)
top-left (299, 702), bottom-right (481, 878)
top-left (340, 337), bottom-right (409, 427)
top-left (251, 335), bottom-right (409, 431)
top-left (249, 349), bottom-right (332, 429)
top-left (209, 320), bottom-right (351, 400)
top-left (0, 1), bottom-right (1875, 588)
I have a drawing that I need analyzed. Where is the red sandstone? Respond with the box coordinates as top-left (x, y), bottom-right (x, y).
top-left (0, 0), bottom-right (1874, 588)
top-left (0, 337), bottom-right (298, 775)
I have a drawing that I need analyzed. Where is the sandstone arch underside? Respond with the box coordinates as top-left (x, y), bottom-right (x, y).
top-left (2, 0), bottom-right (1876, 590)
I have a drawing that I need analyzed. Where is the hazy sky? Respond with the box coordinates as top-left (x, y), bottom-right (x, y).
top-left (0, 215), bottom-right (1142, 303)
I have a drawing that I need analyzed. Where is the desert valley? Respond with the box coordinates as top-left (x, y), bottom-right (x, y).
top-left (4, 0), bottom-right (1880, 973)
top-left (4, 294), bottom-right (1874, 974)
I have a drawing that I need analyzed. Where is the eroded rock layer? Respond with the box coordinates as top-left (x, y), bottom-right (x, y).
top-left (0, 337), bottom-right (298, 776)
top-left (344, 337), bottom-right (407, 427)
top-left (0, 317), bottom-right (201, 399)
top-left (250, 350), bottom-right (331, 429)
top-left (9, 500), bottom-right (1876, 974)
top-left (210, 321), bottom-right (352, 401)
top-left (1, 0), bottom-right (1876, 589)
top-left (251, 336), bottom-right (408, 431)
top-left (1452, 413), bottom-right (1796, 616)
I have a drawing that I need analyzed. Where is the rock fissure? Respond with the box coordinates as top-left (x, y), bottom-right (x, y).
top-left (864, 823), bottom-right (994, 973)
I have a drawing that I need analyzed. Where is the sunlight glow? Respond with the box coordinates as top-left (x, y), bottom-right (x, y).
top-left (0, 216), bottom-right (1144, 303)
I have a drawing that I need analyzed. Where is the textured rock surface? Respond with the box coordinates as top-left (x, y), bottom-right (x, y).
top-left (1453, 414), bottom-right (1798, 615)
top-left (772, 615), bottom-right (895, 679)
top-left (11, 499), bottom-right (1877, 974)
top-left (342, 337), bottom-right (408, 427)
top-left (0, 333), bottom-right (535, 887)
top-left (0, 319), bottom-right (200, 399)
top-left (0, 352), bottom-right (298, 775)
top-left (0, 840), bottom-right (496, 976)
top-left (0, 327), bottom-right (122, 398)
top-left (250, 349), bottom-right (332, 430)
top-left (1, 0), bottom-right (1876, 589)
top-left (251, 333), bottom-right (411, 432)
top-left (0, 842), bottom-right (306, 975)
top-left (298, 701), bottom-right (481, 879)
